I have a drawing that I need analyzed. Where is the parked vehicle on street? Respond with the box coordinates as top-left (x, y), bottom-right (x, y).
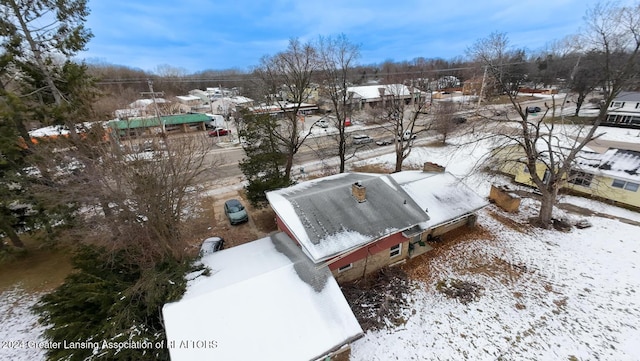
top-left (352, 134), bottom-right (373, 145)
top-left (208, 127), bottom-right (231, 137)
top-left (400, 130), bottom-right (417, 141)
top-left (224, 199), bottom-right (248, 225)
top-left (199, 236), bottom-right (224, 256)
top-left (315, 119), bottom-right (329, 128)
top-left (376, 139), bottom-right (393, 146)
top-left (452, 116), bottom-right (467, 124)
top-left (526, 106), bottom-right (542, 113)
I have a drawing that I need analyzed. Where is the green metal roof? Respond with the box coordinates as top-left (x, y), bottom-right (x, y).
top-left (108, 113), bottom-right (210, 130)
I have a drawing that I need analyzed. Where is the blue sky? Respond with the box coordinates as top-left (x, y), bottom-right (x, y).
top-left (81, 0), bottom-right (630, 74)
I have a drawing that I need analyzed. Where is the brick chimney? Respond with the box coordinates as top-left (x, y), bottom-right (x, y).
top-left (352, 181), bottom-right (366, 203)
top-left (423, 162), bottom-right (445, 173)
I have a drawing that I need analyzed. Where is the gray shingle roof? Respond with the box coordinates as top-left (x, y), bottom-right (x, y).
top-left (267, 173), bottom-right (429, 262)
top-left (614, 91), bottom-right (640, 102)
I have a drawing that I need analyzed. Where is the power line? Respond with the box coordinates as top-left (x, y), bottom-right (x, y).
top-left (94, 61), bottom-right (530, 85)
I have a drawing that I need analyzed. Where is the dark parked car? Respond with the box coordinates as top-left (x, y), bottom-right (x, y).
top-left (208, 127), bottom-right (231, 137)
top-left (452, 116), bottom-right (467, 124)
top-left (526, 106), bottom-right (542, 113)
top-left (199, 237), bottom-right (224, 256)
top-left (224, 199), bottom-right (248, 225)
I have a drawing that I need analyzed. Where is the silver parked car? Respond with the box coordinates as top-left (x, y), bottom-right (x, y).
top-left (352, 134), bottom-right (373, 145)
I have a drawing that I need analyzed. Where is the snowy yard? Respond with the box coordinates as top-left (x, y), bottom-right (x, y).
top-left (2, 129), bottom-right (639, 360)
top-left (0, 287), bottom-right (46, 360)
top-left (350, 199), bottom-right (640, 360)
top-left (349, 131), bottom-right (640, 360)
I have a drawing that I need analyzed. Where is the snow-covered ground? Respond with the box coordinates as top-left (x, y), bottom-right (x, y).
top-left (2, 124), bottom-right (639, 360)
top-left (349, 130), bottom-right (640, 360)
top-left (350, 198), bottom-right (640, 360)
top-left (0, 287), bottom-right (46, 360)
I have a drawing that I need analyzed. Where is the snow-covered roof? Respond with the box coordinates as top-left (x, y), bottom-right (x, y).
top-left (162, 233), bottom-right (362, 361)
top-left (176, 95), bottom-right (201, 102)
top-left (129, 98), bottom-right (167, 108)
top-left (576, 148), bottom-right (640, 182)
top-left (347, 84), bottom-right (414, 101)
top-left (266, 173), bottom-right (429, 263)
top-left (28, 125), bottom-right (69, 137)
top-left (28, 122), bottom-right (104, 138)
top-left (249, 101), bottom-right (318, 114)
top-left (390, 171), bottom-right (490, 228)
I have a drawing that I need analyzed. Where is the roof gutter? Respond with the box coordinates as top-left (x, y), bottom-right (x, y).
top-left (315, 225), bottom-right (417, 270)
top-left (316, 203), bottom-right (489, 270)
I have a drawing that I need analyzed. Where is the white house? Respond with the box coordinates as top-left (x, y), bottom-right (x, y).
top-left (605, 91), bottom-right (640, 127)
top-left (346, 84), bottom-right (425, 110)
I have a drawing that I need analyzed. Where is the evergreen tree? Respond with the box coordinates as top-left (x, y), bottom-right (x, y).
top-left (34, 245), bottom-right (195, 361)
top-left (238, 111), bottom-right (294, 207)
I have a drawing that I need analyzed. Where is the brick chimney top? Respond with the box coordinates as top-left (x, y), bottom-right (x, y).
top-left (423, 162), bottom-right (445, 173)
top-left (352, 181), bottom-right (366, 203)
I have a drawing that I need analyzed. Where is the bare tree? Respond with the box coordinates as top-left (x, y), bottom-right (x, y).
top-left (316, 34), bottom-right (360, 173)
top-left (370, 84), bottom-right (429, 172)
top-left (29, 131), bottom-right (215, 264)
top-left (431, 101), bottom-right (457, 144)
top-left (469, 2), bottom-right (640, 228)
top-left (254, 38), bottom-right (319, 180)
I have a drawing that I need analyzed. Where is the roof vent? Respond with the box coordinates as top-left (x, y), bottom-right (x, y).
top-left (352, 181), bottom-right (366, 203)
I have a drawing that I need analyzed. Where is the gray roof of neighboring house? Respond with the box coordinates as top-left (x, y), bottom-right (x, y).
top-left (614, 91), bottom-right (640, 102)
top-left (267, 173), bottom-right (429, 263)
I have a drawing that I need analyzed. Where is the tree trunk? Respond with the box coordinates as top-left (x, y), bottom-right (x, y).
top-left (284, 153), bottom-right (294, 180)
top-left (394, 149), bottom-right (403, 172)
top-left (7, 0), bottom-right (63, 106)
top-left (537, 186), bottom-right (558, 228)
top-left (0, 221), bottom-right (25, 248)
top-left (575, 92), bottom-right (587, 117)
top-left (338, 134), bottom-right (346, 173)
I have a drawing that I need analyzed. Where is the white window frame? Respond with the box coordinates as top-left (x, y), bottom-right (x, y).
top-left (390, 244), bottom-right (402, 258)
top-left (612, 179), bottom-right (639, 192)
top-left (338, 263), bottom-right (352, 273)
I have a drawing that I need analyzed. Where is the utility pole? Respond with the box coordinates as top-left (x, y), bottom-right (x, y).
top-left (476, 65), bottom-right (487, 112)
top-left (141, 80), bottom-right (165, 133)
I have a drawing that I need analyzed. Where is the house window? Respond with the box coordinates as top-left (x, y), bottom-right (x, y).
top-left (338, 263), bottom-right (352, 272)
top-left (611, 101), bottom-right (624, 108)
top-left (612, 179), bottom-right (639, 192)
top-left (390, 244), bottom-right (402, 258)
top-left (568, 170), bottom-right (593, 187)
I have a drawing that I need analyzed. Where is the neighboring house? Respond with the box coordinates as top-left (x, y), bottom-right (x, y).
top-left (266, 163), bottom-right (488, 283)
top-left (346, 84), bottom-right (425, 110)
top-left (162, 232), bottom-right (363, 361)
top-left (115, 98), bottom-right (170, 119)
top-left (248, 101), bottom-right (319, 116)
top-left (175, 95), bottom-right (203, 109)
top-left (279, 83), bottom-right (320, 103)
top-left (604, 91), bottom-right (640, 128)
top-left (107, 113), bottom-right (212, 137)
top-left (495, 145), bottom-right (640, 209)
top-left (569, 148), bottom-right (640, 208)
